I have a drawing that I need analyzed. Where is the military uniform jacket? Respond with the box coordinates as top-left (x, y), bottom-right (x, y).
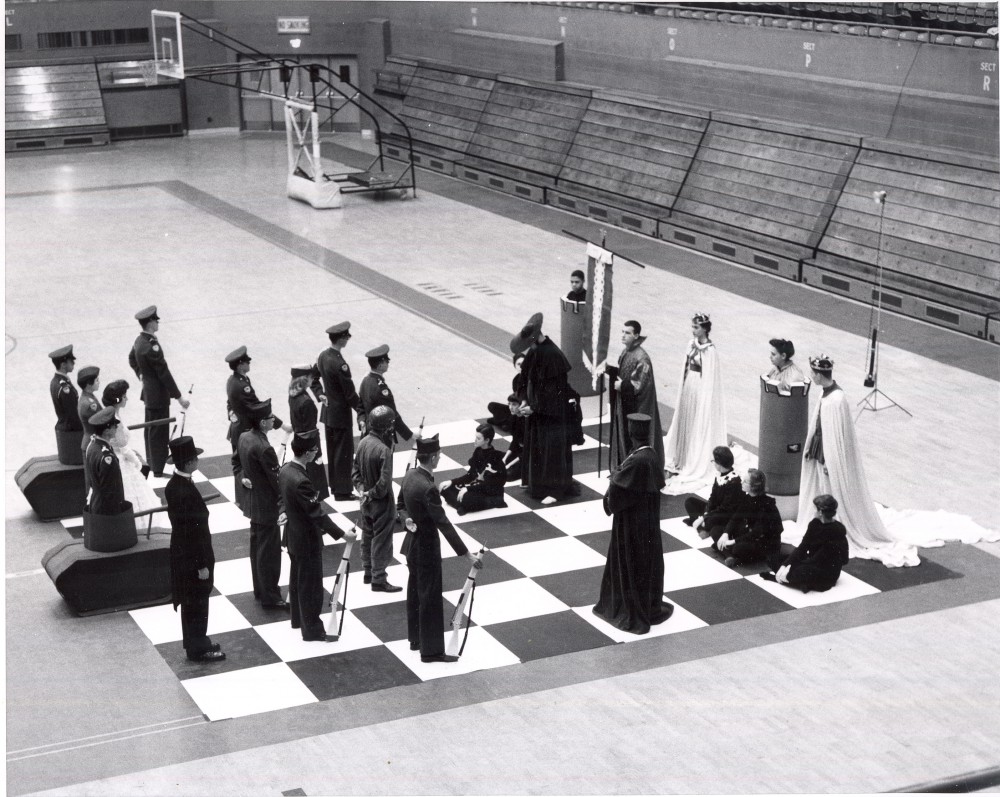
top-left (359, 372), bottom-right (412, 441)
top-left (352, 432), bottom-right (394, 501)
top-left (165, 473), bottom-right (214, 608)
top-left (399, 466), bottom-right (469, 558)
top-left (288, 391), bottom-right (319, 434)
top-left (316, 347), bottom-right (364, 430)
top-left (51, 374), bottom-right (82, 431)
top-left (86, 437), bottom-right (126, 515)
top-left (237, 429), bottom-right (283, 524)
top-left (129, 332), bottom-right (181, 408)
top-left (227, 373), bottom-right (282, 434)
top-left (279, 461), bottom-right (342, 557)
top-left (78, 391), bottom-right (102, 449)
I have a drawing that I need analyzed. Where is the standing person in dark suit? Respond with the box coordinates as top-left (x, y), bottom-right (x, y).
top-left (280, 434), bottom-right (355, 642)
top-left (225, 346), bottom-right (290, 512)
top-left (359, 345), bottom-right (413, 443)
top-left (352, 406), bottom-right (402, 592)
top-left (165, 435), bottom-right (225, 663)
top-left (84, 407), bottom-right (127, 516)
top-left (316, 321), bottom-right (366, 500)
top-left (237, 399), bottom-right (288, 610)
top-left (128, 306), bottom-right (190, 476)
top-left (400, 434), bottom-right (482, 663)
top-left (288, 364), bottom-right (329, 501)
top-left (49, 344), bottom-right (81, 434)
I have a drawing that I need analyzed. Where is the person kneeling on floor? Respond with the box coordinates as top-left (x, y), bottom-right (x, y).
top-left (683, 445), bottom-right (741, 542)
top-left (715, 468), bottom-right (784, 568)
top-left (441, 424), bottom-right (508, 516)
top-left (763, 494), bottom-right (848, 592)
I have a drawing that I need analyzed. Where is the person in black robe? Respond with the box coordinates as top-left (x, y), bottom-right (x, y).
top-left (288, 366), bottom-right (330, 501)
top-left (440, 423), bottom-right (507, 515)
top-left (593, 413), bottom-right (674, 634)
top-left (165, 436), bottom-right (225, 662)
top-left (764, 494), bottom-right (849, 592)
top-left (510, 312), bottom-right (578, 502)
top-left (683, 445), bottom-right (742, 544)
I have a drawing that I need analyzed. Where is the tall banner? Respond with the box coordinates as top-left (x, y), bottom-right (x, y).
top-left (582, 242), bottom-right (614, 390)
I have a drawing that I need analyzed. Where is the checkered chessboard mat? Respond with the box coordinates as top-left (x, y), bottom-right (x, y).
top-left (59, 419), bottom-right (962, 722)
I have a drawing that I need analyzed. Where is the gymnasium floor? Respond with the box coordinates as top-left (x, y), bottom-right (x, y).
top-left (5, 133), bottom-right (1000, 795)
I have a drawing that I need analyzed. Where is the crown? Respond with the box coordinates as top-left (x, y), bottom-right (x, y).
top-left (691, 312), bottom-right (710, 325)
top-left (809, 353), bottom-right (835, 371)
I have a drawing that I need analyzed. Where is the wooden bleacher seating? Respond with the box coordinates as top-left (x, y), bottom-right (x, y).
top-left (554, 93), bottom-right (708, 220)
top-left (672, 118), bottom-right (859, 260)
top-left (6, 63), bottom-right (110, 152)
top-left (460, 78), bottom-right (591, 185)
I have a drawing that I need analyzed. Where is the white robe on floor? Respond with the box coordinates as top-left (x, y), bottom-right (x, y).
top-left (663, 339), bottom-right (727, 495)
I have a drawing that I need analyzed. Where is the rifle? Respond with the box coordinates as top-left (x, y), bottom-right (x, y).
top-left (171, 384), bottom-right (194, 438)
top-left (279, 429), bottom-right (292, 465)
top-left (445, 548), bottom-right (486, 657)
top-left (406, 416), bottom-right (425, 472)
top-left (325, 525), bottom-right (358, 640)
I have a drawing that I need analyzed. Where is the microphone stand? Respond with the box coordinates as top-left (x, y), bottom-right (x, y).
top-left (857, 191), bottom-right (912, 421)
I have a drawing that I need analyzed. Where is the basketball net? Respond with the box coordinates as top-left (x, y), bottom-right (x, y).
top-left (139, 61), bottom-right (159, 88)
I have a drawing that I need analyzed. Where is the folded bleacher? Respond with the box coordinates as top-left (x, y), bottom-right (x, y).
top-left (6, 63), bottom-right (110, 152)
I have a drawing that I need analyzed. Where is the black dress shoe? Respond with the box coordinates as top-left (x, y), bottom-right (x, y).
top-left (409, 642), bottom-right (420, 651)
top-left (302, 634), bottom-right (337, 642)
top-left (153, 472), bottom-right (165, 479)
top-left (682, 517), bottom-right (696, 527)
top-left (262, 600), bottom-right (291, 610)
top-left (333, 493), bottom-right (358, 501)
top-left (372, 582), bottom-right (402, 593)
top-left (760, 572), bottom-right (777, 582)
top-left (421, 654), bottom-right (459, 663)
top-left (363, 571), bottom-right (372, 585)
top-left (187, 649), bottom-right (226, 662)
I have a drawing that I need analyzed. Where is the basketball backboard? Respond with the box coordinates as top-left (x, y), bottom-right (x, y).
top-left (151, 10), bottom-right (184, 80)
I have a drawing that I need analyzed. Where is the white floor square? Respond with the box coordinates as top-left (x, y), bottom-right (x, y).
top-left (572, 601), bottom-right (708, 644)
top-left (213, 552), bottom-right (294, 595)
top-left (572, 433), bottom-right (603, 451)
top-left (327, 562), bottom-right (410, 609)
top-left (443, 577), bottom-right (569, 626)
top-left (129, 595), bottom-right (250, 645)
top-left (535, 499), bottom-right (613, 536)
top-left (207, 501), bottom-right (251, 533)
top-left (663, 548), bottom-right (743, 591)
top-left (746, 570), bottom-right (881, 608)
top-left (254, 610), bottom-right (382, 661)
top-left (442, 492), bottom-right (532, 525)
top-left (573, 471), bottom-right (611, 497)
top-left (385, 626), bottom-right (520, 681)
top-left (661, 516), bottom-right (713, 550)
top-left (491, 536), bottom-right (607, 578)
top-left (181, 662), bottom-right (317, 721)
top-left (208, 476), bottom-right (238, 504)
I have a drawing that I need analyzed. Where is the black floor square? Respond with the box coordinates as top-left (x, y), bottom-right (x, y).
top-left (486, 610), bottom-right (616, 662)
top-left (533, 565), bottom-right (606, 608)
top-left (576, 530), bottom-right (612, 557)
top-left (212, 529), bottom-right (252, 562)
top-left (320, 539), bottom-right (400, 575)
top-left (842, 555), bottom-right (961, 591)
top-left (515, 481), bottom-right (604, 510)
top-left (659, 492), bottom-right (692, 519)
top-left (440, 549), bottom-right (524, 586)
top-left (570, 445), bottom-right (612, 476)
top-left (287, 645), bottom-right (420, 701)
top-left (351, 597), bottom-right (458, 643)
top-left (667, 579), bottom-right (792, 625)
top-left (156, 627), bottom-right (281, 680)
top-left (700, 544), bottom-right (772, 576)
top-left (226, 590), bottom-right (293, 626)
top-left (198, 455), bottom-right (233, 479)
top-left (456, 512), bottom-right (565, 548)
top-left (580, 423), bottom-right (611, 445)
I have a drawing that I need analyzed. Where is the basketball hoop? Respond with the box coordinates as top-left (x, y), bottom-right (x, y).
top-left (139, 61), bottom-right (159, 87)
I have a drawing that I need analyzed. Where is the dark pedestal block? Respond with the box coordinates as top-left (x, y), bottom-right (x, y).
top-left (15, 455), bottom-right (85, 521)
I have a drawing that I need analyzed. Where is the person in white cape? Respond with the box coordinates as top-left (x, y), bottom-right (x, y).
top-left (102, 379), bottom-right (165, 531)
top-left (797, 355), bottom-right (919, 567)
top-left (663, 312), bottom-right (727, 495)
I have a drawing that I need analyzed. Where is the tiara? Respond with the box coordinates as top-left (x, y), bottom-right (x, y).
top-left (809, 353), bottom-right (835, 370)
top-left (691, 312), bottom-right (710, 325)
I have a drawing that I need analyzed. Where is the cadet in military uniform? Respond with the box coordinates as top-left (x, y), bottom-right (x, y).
top-left (128, 305), bottom-right (190, 476)
top-left (280, 434), bottom-right (354, 642)
top-left (165, 435), bottom-right (225, 663)
top-left (400, 434), bottom-right (481, 663)
top-left (359, 344), bottom-right (413, 443)
top-left (316, 321), bottom-right (366, 500)
top-left (225, 346), bottom-right (290, 513)
top-left (49, 344), bottom-right (81, 433)
top-left (288, 364), bottom-right (329, 501)
top-left (237, 399), bottom-right (288, 609)
top-left (85, 407), bottom-right (127, 516)
top-left (352, 405), bottom-right (402, 592)
top-left (77, 365), bottom-right (102, 494)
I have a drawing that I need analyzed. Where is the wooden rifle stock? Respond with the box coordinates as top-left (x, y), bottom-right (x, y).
top-left (325, 528), bottom-right (357, 639)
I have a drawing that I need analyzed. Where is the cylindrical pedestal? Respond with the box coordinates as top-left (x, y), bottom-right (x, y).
top-left (83, 503), bottom-right (138, 553)
top-left (561, 297), bottom-right (598, 397)
top-left (56, 429), bottom-right (84, 466)
top-left (758, 377), bottom-right (810, 498)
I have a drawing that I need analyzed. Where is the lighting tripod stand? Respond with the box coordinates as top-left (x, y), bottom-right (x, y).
top-left (857, 189), bottom-right (912, 421)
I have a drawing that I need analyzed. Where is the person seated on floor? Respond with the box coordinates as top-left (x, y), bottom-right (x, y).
top-left (486, 353), bottom-right (526, 433)
top-left (682, 445), bottom-right (741, 541)
top-left (502, 392), bottom-right (525, 483)
top-left (763, 494), bottom-right (849, 593)
top-left (715, 468), bottom-right (783, 568)
top-left (566, 269), bottom-right (587, 302)
top-left (440, 423), bottom-right (508, 516)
